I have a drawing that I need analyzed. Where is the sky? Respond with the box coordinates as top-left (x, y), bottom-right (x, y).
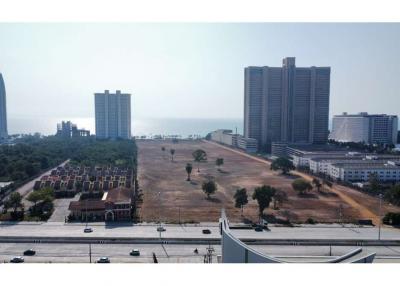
top-left (0, 23), bottom-right (399, 122)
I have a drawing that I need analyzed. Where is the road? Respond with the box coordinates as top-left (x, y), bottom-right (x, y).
top-left (0, 160), bottom-right (70, 208)
top-left (1, 222), bottom-right (400, 242)
top-left (1, 242), bottom-right (399, 263)
top-left (47, 194), bottom-right (79, 222)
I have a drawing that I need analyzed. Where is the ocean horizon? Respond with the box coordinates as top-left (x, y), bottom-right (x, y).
top-left (7, 116), bottom-right (244, 138)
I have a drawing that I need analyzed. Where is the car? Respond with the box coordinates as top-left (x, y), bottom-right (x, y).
top-left (23, 249), bottom-right (36, 256)
top-left (130, 249), bottom-right (140, 256)
top-left (97, 257), bottom-right (110, 263)
top-left (254, 226), bottom-right (263, 232)
top-left (84, 227), bottom-right (93, 233)
top-left (10, 256), bottom-right (24, 263)
top-left (202, 229), bottom-right (211, 234)
top-left (157, 226), bottom-right (166, 232)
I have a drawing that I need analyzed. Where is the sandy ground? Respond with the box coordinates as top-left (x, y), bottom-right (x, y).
top-left (136, 140), bottom-right (400, 223)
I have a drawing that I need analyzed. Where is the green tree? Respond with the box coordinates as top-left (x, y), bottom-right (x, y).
top-left (312, 178), bottom-right (322, 192)
top-left (252, 185), bottom-right (276, 217)
top-left (385, 184), bottom-right (400, 206)
top-left (5, 192), bottom-right (24, 213)
top-left (368, 173), bottom-right (380, 193)
top-left (270, 157), bottom-right (295, 175)
top-left (273, 190), bottom-right (288, 209)
top-left (234, 188), bottom-right (248, 216)
top-left (292, 178), bottom-right (313, 195)
top-left (25, 163), bottom-right (40, 177)
top-left (202, 180), bottom-right (217, 199)
top-left (185, 163), bottom-right (193, 181)
top-left (26, 191), bottom-right (42, 208)
top-left (192, 149), bottom-right (207, 172)
top-left (216, 158), bottom-right (224, 171)
top-left (170, 149), bottom-right (175, 161)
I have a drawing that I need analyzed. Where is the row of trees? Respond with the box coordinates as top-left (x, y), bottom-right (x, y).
top-left (233, 185), bottom-right (287, 218)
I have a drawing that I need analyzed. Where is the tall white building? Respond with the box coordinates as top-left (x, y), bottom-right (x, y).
top-left (95, 90), bottom-right (131, 139)
top-left (330, 112), bottom-right (398, 145)
top-left (0, 73), bottom-right (8, 140)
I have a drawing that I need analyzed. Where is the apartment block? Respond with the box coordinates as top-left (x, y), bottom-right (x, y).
top-left (95, 90), bottom-right (131, 139)
top-left (244, 57), bottom-right (330, 151)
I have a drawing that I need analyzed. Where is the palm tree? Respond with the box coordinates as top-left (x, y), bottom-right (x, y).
top-left (161, 146), bottom-right (166, 159)
top-left (185, 163), bottom-right (193, 181)
top-left (170, 149), bottom-right (175, 161)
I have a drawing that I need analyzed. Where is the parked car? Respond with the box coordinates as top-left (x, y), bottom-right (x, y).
top-left (130, 249), bottom-right (140, 256)
top-left (202, 229), bottom-right (211, 234)
top-left (97, 257), bottom-right (110, 263)
top-left (10, 256), bottom-right (24, 263)
top-left (23, 249), bottom-right (36, 256)
top-left (157, 226), bottom-right (166, 232)
top-left (84, 227), bottom-right (93, 233)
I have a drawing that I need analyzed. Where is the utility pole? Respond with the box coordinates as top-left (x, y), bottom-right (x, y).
top-left (178, 207), bottom-right (181, 225)
top-left (204, 242), bottom-right (214, 263)
top-left (89, 243), bottom-right (92, 263)
top-left (378, 193), bottom-right (382, 240)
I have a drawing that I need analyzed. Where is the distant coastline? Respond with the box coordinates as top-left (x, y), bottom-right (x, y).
top-left (7, 116), bottom-right (244, 138)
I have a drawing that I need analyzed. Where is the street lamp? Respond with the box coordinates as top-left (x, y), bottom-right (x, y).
top-left (157, 191), bottom-right (162, 239)
top-left (378, 193), bottom-right (382, 240)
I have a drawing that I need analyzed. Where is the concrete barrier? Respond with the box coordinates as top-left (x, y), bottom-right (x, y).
top-left (219, 210), bottom-right (375, 263)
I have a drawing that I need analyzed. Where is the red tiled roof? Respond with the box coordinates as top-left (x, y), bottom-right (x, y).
top-left (68, 200), bottom-right (105, 211)
top-left (106, 187), bottom-right (132, 203)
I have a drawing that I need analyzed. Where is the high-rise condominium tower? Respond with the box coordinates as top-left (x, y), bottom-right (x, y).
top-left (95, 90), bottom-right (131, 139)
top-left (244, 57), bottom-right (330, 151)
top-left (0, 73), bottom-right (8, 140)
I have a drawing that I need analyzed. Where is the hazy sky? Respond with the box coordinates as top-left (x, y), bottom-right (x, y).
top-left (0, 23), bottom-right (399, 121)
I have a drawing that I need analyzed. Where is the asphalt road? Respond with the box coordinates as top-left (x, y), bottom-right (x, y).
top-left (1, 222), bottom-right (400, 242)
top-left (0, 160), bottom-right (70, 212)
top-left (1, 243), bottom-right (400, 263)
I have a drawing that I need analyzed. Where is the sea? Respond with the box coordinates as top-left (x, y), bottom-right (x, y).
top-left (7, 117), bottom-right (244, 138)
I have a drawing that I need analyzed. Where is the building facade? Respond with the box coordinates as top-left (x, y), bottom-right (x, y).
top-left (95, 90), bottom-right (131, 139)
top-left (210, 129), bottom-right (258, 153)
top-left (0, 73), bottom-right (8, 140)
top-left (330, 112), bottom-right (398, 145)
top-left (244, 57), bottom-right (330, 151)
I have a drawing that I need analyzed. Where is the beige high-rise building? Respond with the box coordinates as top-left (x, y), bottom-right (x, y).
top-left (244, 57), bottom-right (330, 151)
top-left (95, 90), bottom-right (131, 139)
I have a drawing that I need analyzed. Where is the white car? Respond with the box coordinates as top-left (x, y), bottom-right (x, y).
top-left (84, 227), bottom-right (93, 233)
top-left (97, 257), bottom-right (110, 263)
top-left (10, 256), bottom-right (24, 263)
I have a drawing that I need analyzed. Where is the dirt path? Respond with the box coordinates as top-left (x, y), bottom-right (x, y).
top-left (203, 140), bottom-right (382, 225)
top-left (292, 171), bottom-right (379, 225)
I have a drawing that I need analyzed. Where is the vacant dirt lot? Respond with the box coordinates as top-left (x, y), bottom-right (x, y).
top-left (137, 140), bottom-right (399, 223)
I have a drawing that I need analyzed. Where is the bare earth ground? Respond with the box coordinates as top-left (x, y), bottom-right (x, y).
top-left (137, 140), bottom-right (400, 223)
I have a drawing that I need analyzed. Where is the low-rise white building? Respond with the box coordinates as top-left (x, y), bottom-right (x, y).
top-left (210, 129), bottom-right (258, 153)
top-left (329, 161), bottom-right (400, 182)
top-left (237, 137), bottom-right (258, 153)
